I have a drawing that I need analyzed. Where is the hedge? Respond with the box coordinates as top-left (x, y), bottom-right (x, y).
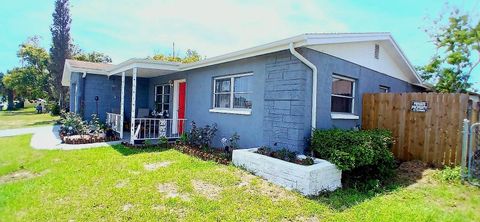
top-left (311, 128), bottom-right (395, 182)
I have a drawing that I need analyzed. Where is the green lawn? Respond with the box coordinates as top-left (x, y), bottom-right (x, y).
top-left (0, 107), bottom-right (59, 130)
top-left (0, 135), bottom-right (479, 221)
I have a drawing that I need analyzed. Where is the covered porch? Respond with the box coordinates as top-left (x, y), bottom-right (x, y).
top-left (104, 59), bottom-right (187, 144)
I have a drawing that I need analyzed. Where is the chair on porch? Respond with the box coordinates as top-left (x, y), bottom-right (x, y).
top-left (137, 108), bottom-right (150, 118)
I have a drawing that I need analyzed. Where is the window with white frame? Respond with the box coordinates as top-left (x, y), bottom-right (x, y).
top-left (155, 84), bottom-right (170, 113)
top-left (379, 85), bottom-right (390, 93)
top-left (213, 73), bottom-right (253, 111)
top-left (331, 75), bottom-right (355, 113)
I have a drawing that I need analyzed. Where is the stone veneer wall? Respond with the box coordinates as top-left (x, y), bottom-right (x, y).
top-left (263, 53), bottom-right (310, 153)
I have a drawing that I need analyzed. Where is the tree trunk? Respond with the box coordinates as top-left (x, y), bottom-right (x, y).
top-left (6, 89), bottom-right (14, 110)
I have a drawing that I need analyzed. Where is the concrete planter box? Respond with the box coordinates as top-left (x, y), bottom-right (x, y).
top-left (232, 148), bottom-right (341, 195)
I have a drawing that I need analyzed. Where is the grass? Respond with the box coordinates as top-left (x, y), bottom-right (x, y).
top-left (0, 107), bottom-right (59, 130)
top-left (0, 135), bottom-right (479, 221)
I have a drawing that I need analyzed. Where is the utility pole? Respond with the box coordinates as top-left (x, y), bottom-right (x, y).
top-left (172, 42), bottom-right (175, 58)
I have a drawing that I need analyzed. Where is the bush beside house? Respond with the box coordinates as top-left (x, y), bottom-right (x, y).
top-left (59, 112), bottom-right (117, 144)
top-left (311, 129), bottom-right (395, 186)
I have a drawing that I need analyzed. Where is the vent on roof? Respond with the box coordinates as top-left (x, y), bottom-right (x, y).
top-left (374, 44), bottom-right (380, 59)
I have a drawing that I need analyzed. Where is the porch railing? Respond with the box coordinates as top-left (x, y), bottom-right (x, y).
top-left (106, 112), bottom-right (122, 134)
top-left (133, 118), bottom-right (187, 140)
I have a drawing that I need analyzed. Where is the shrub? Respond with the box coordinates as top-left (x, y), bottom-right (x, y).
top-left (229, 132), bottom-right (240, 150)
top-left (434, 166), bottom-right (462, 184)
top-left (159, 136), bottom-right (169, 148)
top-left (311, 129), bottom-right (395, 183)
top-left (221, 132), bottom-right (241, 152)
top-left (48, 102), bottom-right (61, 116)
top-left (178, 132), bottom-right (188, 145)
top-left (60, 111), bottom-right (88, 136)
top-left (187, 121), bottom-right (218, 149)
top-left (88, 114), bottom-right (105, 136)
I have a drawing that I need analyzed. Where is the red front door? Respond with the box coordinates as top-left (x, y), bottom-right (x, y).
top-left (177, 82), bottom-right (186, 134)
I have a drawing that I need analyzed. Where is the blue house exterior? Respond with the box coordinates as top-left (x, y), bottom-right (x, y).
top-left (63, 33), bottom-right (425, 153)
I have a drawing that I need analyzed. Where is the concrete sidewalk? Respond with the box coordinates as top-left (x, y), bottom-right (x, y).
top-left (0, 126), bottom-right (50, 137)
top-left (0, 125), bottom-right (121, 150)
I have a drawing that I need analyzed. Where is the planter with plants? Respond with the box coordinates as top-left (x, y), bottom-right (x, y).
top-left (232, 147), bottom-right (341, 195)
top-left (59, 112), bottom-right (119, 144)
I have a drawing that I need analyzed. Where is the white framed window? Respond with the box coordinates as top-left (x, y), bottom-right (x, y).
top-left (155, 84), bottom-right (171, 113)
top-left (210, 73), bottom-right (253, 115)
top-left (331, 75), bottom-right (355, 114)
top-left (379, 85), bottom-right (390, 93)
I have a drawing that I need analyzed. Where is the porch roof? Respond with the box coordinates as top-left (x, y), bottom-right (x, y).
top-left (107, 58), bottom-right (180, 77)
top-left (62, 58), bottom-right (181, 86)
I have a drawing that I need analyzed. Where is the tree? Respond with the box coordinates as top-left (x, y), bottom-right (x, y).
top-left (419, 7), bottom-right (480, 92)
top-left (3, 67), bottom-right (46, 100)
top-left (1, 37), bottom-right (51, 109)
top-left (151, 49), bottom-right (204, 64)
top-left (0, 72), bottom-right (14, 110)
top-left (49, 0), bottom-right (72, 108)
top-left (0, 72), bottom-right (4, 100)
top-left (73, 48), bottom-right (112, 63)
top-left (17, 36), bottom-right (52, 98)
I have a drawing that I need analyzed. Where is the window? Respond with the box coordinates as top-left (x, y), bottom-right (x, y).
top-left (155, 84), bottom-right (171, 113)
top-left (374, 44), bottom-right (380, 59)
top-left (379, 86), bottom-right (390, 93)
top-left (212, 73), bottom-right (253, 114)
top-left (331, 75), bottom-right (355, 114)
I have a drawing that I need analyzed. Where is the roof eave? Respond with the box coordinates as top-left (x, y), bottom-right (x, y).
top-left (180, 34), bottom-right (308, 71)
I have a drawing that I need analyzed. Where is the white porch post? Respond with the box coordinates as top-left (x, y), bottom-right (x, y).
top-left (120, 71), bottom-right (125, 139)
top-left (129, 68), bottom-right (137, 144)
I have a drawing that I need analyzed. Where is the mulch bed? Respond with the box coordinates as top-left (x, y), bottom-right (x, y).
top-left (395, 160), bottom-right (432, 184)
top-left (119, 142), bottom-right (230, 165)
top-left (61, 134), bottom-right (119, 144)
top-left (173, 145), bottom-right (230, 165)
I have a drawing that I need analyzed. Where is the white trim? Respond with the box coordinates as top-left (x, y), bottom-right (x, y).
top-left (172, 79), bottom-right (186, 134)
top-left (212, 73), bottom-right (253, 112)
top-left (331, 113), bottom-right (359, 120)
top-left (331, 75), bottom-right (356, 114)
top-left (73, 83), bottom-right (78, 112)
top-left (130, 68), bottom-right (137, 144)
top-left (209, 108), bottom-right (251, 115)
top-left (108, 58), bottom-right (179, 76)
top-left (154, 84), bottom-right (171, 113)
top-left (213, 72), bottom-right (255, 80)
top-left (120, 71), bottom-right (125, 139)
top-left (379, 85), bottom-right (390, 93)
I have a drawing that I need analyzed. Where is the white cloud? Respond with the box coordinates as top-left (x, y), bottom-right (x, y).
top-left (70, 0), bottom-right (349, 63)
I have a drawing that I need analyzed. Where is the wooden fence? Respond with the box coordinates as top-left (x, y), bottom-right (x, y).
top-left (362, 93), bottom-right (469, 166)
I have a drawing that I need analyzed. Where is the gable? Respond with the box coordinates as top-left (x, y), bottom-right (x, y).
top-left (307, 41), bottom-right (418, 83)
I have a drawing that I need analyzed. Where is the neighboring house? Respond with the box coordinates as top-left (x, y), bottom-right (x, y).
top-left (62, 33), bottom-right (426, 153)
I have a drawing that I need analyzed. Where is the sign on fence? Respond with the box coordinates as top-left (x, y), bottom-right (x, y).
top-left (362, 93), bottom-right (469, 166)
top-left (411, 101), bottom-right (428, 112)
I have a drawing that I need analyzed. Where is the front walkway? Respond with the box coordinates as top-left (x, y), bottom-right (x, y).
top-left (0, 125), bottom-right (121, 150)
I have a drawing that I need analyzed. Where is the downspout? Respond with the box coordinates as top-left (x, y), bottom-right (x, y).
top-left (289, 42), bottom-right (317, 131)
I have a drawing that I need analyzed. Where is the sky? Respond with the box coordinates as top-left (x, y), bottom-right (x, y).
top-left (1, 0), bottom-right (479, 88)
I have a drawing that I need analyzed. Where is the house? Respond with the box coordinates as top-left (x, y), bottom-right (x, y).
top-left (62, 33), bottom-right (426, 153)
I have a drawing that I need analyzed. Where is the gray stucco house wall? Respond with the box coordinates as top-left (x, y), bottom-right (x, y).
top-left (69, 72), bottom-right (149, 122)
top-left (69, 47), bottom-right (423, 153)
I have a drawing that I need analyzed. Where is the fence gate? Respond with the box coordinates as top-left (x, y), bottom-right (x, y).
top-left (362, 93), bottom-right (469, 166)
top-left (465, 121), bottom-right (480, 185)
